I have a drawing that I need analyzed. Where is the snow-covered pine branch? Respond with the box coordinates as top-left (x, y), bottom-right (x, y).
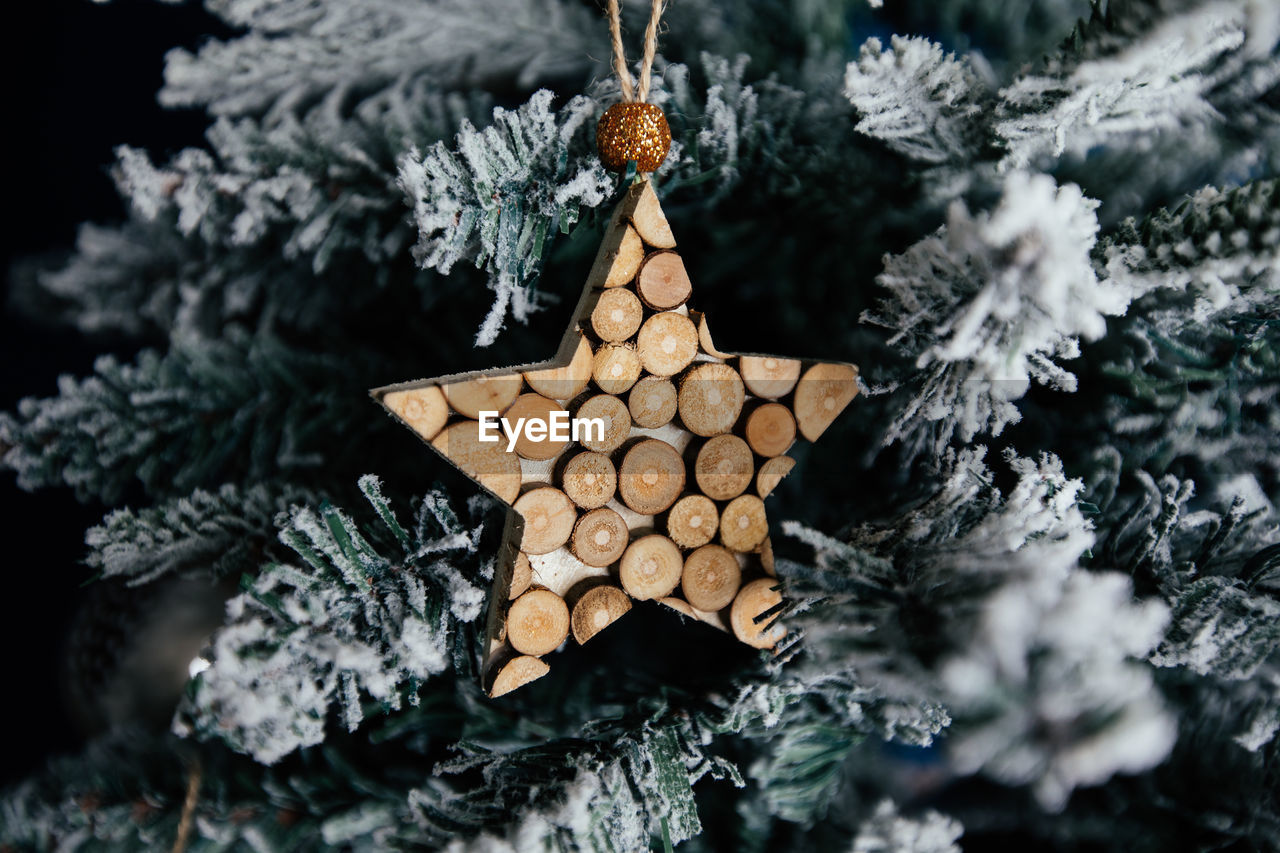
top-left (843, 36), bottom-right (990, 166)
top-left (864, 172), bottom-right (1128, 456)
top-left (85, 483), bottom-right (312, 586)
top-left (851, 800), bottom-right (963, 853)
top-left (0, 329), bottom-right (385, 504)
top-left (397, 90), bottom-right (610, 345)
top-left (160, 0), bottom-right (600, 121)
top-left (179, 478), bottom-right (490, 764)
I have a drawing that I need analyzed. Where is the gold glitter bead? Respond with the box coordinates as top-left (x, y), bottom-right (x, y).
top-left (596, 102), bottom-right (671, 173)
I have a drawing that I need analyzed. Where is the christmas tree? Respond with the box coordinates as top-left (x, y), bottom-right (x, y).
top-left (2, 0), bottom-right (1278, 849)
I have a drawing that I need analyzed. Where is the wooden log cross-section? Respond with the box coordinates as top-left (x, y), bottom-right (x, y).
top-left (373, 177), bottom-right (861, 697)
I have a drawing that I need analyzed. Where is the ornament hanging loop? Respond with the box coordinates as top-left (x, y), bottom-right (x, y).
top-left (598, 0), bottom-right (671, 174)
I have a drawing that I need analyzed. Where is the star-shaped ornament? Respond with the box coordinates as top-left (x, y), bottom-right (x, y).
top-left (374, 180), bottom-right (859, 696)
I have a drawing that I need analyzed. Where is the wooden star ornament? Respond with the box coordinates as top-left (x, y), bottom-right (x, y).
top-left (373, 180), bottom-right (859, 697)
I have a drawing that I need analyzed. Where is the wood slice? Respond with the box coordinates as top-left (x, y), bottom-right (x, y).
top-left (629, 181), bottom-right (676, 249)
top-left (618, 439), bottom-right (686, 515)
top-left (443, 374), bottom-right (522, 419)
top-left (503, 393), bottom-right (572, 460)
top-left (756, 455), bottom-right (796, 499)
top-left (628, 376), bottom-right (678, 428)
top-left (690, 310), bottom-right (731, 359)
top-left (431, 420), bottom-right (522, 504)
top-left (570, 507), bottom-right (629, 567)
top-left (659, 596), bottom-right (696, 617)
top-left (575, 394), bottom-right (631, 453)
top-left (681, 544), bottom-right (742, 612)
top-left (694, 435), bottom-right (754, 501)
top-left (636, 251), bottom-right (692, 310)
top-left (571, 584), bottom-right (632, 644)
top-left (506, 588), bottom-right (570, 656)
top-left (678, 363), bottom-right (745, 436)
top-left (743, 403), bottom-right (796, 458)
top-left (739, 356), bottom-right (802, 400)
top-left (592, 343), bottom-right (642, 395)
top-left (591, 287), bottom-right (643, 342)
top-left (561, 451), bottom-right (617, 509)
top-left (383, 386), bottom-right (449, 441)
top-left (509, 551), bottom-right (533, 599)
top-left (606, 225), bottom-right (646, 288)
top-left (637, 312), bottom-right (698, 377)
top-left (489, 654), bottom-right (550, 697)
top-left (513, 487), bottom-right (577, 555)
top-left (793, 362), bottom-right (859, 441)
top-left (586, 216), bottom-right (646, 290)
top-left (619, 534), bottom-right (683, 600)
top-left (760, 536), bottom-right (776, 577)
top-left (667, 494), bottom-right (718, 549)
top-left (524, 336), bottom-right (593, 400)
top-left (720, 494), bottom-right (769, 552)
top-left (730, 578), bottom-right (785, 650)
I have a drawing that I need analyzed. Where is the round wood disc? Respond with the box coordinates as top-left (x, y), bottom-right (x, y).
top-left (443, 374), bottom-right (522, 419)
top-left (618, 439), bottom-right (686, 515)
top-left (513, 487), bottom-right (577, 555)
top-left (619, 534), bottom-right (683, 600)
top-left (667, 494), bottom-right (718, 549)
top-left (591, 288), bottom-right (643, 342)
top-left (561, 451), bottom-right (617, 509)
top-left (506, 588), bottom-right (570, 656)
top-left (504, 393), bottom-right (572, 460)
top-left (659, 596), bottom-right (696, 617)
top-left (604, 225), bottom-right (646, 288)
top-left (431, 420), bottom-right (522, 504)
top-left (489, 654), bottom-right (550, 697)
top-left (592, 343), bottom-right (642, 394)
top-left (730, 578), bottom-right (785, 649)
top-left (628, 376), bottom-right (678, 428)
top-left (681, 544), bottom-right (742, 612)
top-left (524, 336), bottom-right (593, 400)
top-left (571, 507), bottom-right (630, 567)
top-left (383, 385), bottom-right (448, 441)
top-left (678, 362), bottom-right (745, 436)
top-left (756, 455), bottom-right (796, 499)
top-left (509, 551), bottom-right (533, 599)
top-left (575, 394), bottom-right (631, 453)
top-left (571, 585), bottom-right (632, 644)
top-left (636, 312), bottom-right (698, 377)
top-left (636, 250), bottom-right (692, 310)
top-left (630, 184), bottom-right (676, 249)
top-left (739, 356), bottom-right (802, 400)
top-left (793, 362), bottom-right (859, 441)
top-left (691, 310), bottom-right (732, 359)
top-left (719, 494), bottom-right (769, 552)
top-left (694, 435), bottom-right (754, 501)
top-left (743, 403), bottom-right (796, 458)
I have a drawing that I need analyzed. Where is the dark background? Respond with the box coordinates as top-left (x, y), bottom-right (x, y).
top-left (0, 0), bottom-right (232, 787)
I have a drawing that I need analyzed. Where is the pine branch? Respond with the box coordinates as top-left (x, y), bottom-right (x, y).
top-left (843, 36), bottom-right (990, 166)
top-left (996, 0), bottom-right (1280, 178)
top-left (160, 0), bottom-right (601, 120)
top-left (864, 172), bottom-right (1128, 457)
top-left (851, 799), bottom-right (963, 853)
top-left (179, 478), bottom-right (491, 765)
top-left (398, 89), bottom-right (611, 345)
top-left (114, 80), bottom-right (493, 274)
top-left (85, 483), bottom-right (314, 586)
top-left (0, 329), bottom-right (387, 504)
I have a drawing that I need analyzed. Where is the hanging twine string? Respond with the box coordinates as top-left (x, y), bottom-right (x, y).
top-left (606, 0), bottom-right (666, 103)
